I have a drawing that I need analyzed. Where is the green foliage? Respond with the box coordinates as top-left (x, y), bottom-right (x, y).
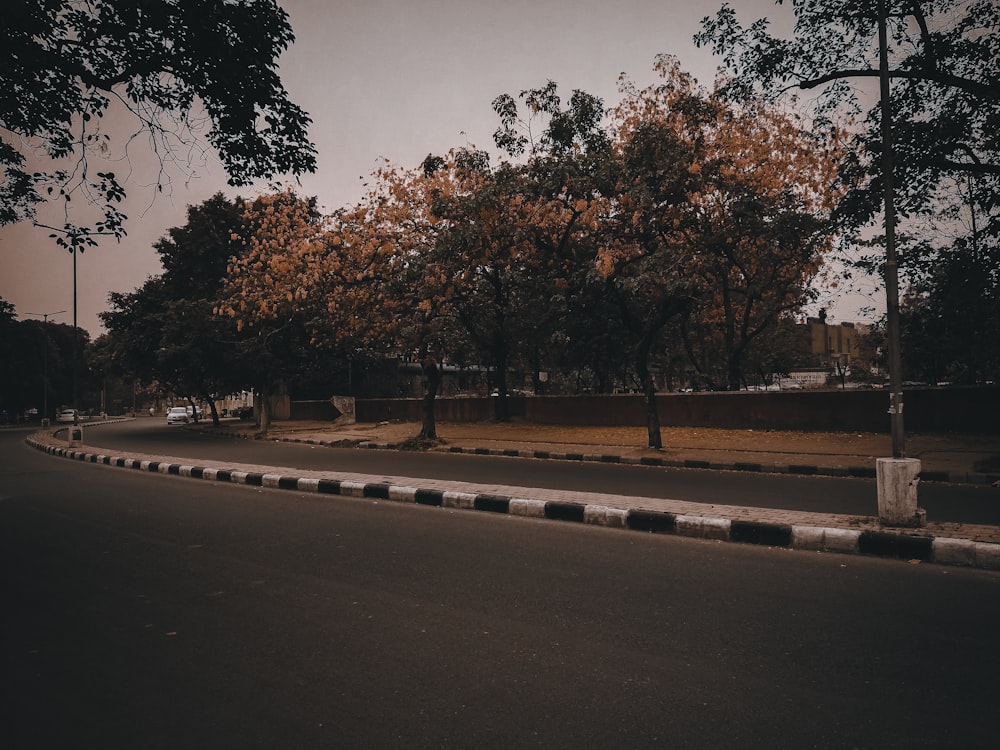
top-left (100, 194), bottom-right (249, 421)
top-left (0, 299), bottom-right (28, 419)
top-left (156, 193), bottom-right (246, 299)
top-left (493, 81), bottom-right (609, 159)
top-left (901, 236), bottom-right (1000, 384)
top-left (1, 0), bottom-right (316, 251)
top-left (0, 297), bottom-right (94, 420)
top-left (405, 153), bottom-right (566, 419)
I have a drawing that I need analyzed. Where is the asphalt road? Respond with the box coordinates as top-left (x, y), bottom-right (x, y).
top-left (73, 419), bottom-right (1000, 525)
top-left (3, 428), bottom-right (1000, 748)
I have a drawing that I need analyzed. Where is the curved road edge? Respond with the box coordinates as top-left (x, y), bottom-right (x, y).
top-left (24, 425), bottom-right (1000, 572)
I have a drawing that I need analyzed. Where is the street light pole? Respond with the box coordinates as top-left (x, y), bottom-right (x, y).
top-left (72, 247), bottom-right (79, 412)
top-left (25, 309), bottom-right (66, 422)
top-left (878, 0), bottom-right (906, 458)
top-left (875, 0), bottom-right (923, 527)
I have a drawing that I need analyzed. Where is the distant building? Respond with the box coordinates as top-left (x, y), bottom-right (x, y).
top-left (805, 318), bottom-right (875, 370)
top-left (776, 319), bottom-right (880, 388)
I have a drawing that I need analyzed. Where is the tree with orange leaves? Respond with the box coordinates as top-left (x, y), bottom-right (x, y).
top-left (340, 146), bottom-right (592, 431)
top-left (493, 73), bottom-right (700, 448)
top-left (218, 60), bottom-right (842, 447)
top-left (621, 58), bottom-right (847, 391)
top-left (218, 158), bottom-right (465, 439)
top-left (333, 156), bottom-right (459, 440)
top-left (539, 57), bottom-right (840, 446)
top-left (221, 182), bottom-right (453, 436)
top-left (217, 189), bottom-right (330, 433)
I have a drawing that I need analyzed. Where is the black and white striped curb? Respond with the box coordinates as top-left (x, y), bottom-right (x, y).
top-left (26, 435), bottom-right (1000, 571)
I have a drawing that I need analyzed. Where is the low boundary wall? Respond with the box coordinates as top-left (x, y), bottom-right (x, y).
top-left (355, 386), bottom-right (999, 434)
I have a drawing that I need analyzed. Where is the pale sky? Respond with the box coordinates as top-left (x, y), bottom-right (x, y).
top-left (0, 0), bottom-right (877, 336)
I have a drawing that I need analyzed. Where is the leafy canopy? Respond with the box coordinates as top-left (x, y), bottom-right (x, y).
top-left (2, 0), bottom-right (317, 251)
top-left (100, 193), bottom-right (247, 418)
top-left (695, 0), bottom-right (999, 228)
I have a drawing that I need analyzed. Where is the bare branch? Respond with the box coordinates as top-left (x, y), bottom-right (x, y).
top-left (799, 68), bottom-right (1000, 100)
top-left (934, 159), bottom-right (1000, 176)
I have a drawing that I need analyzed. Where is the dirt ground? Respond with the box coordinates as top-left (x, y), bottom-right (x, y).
top-left (225, 419), bottom-right (1000, 477)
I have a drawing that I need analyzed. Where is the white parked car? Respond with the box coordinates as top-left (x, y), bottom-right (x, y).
top-left (166, 406), bottom-right (190, 425)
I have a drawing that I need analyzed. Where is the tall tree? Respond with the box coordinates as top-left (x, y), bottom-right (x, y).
top-left (492, 82), bottom-right (613, 396)
top-left (154, 193), bottom-right (248, 424)
top-left (677, 92), bottom-right (843, 390)
top-left (423, 151), bottom-right (587, 421)
top-left (1, 303), bottom-right (87, 423)
top-left (697, 0), bottom-right (997, 457)
top-left (219, 189), bottom-right (349, 433)
top-left (585, 59), bottom-right (725, 448)
top-left (102, 280), bottom-right (168, 394)
top-left (218, 169), bottom-right (453, 439)
top-left (102, 193), bottom-right (247, 424)
top-left (333, 148), bottom-right (590, 431)
top-left (2, 0), bottom-right (316, 250)
top-left (342, 160), bottom-right (455, 439)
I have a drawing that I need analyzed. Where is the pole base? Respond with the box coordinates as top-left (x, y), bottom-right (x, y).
top-left (66, 426), bottom-right (83, 448)
top-left (876, 457), bottom-right (925, 527)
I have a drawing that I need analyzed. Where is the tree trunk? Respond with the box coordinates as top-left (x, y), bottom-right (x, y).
top-left (725, 335), bottom-right (746, 391)
top-left (419, 357), bottom-right (440, 440)
top-left (493, 367), bottom-right (510, 422)
top-left (491, 341), bottom-right (511, 422)
top-left (257, 387), bottom-right (271, 435)
top-left (727, 359), bottom-right (743, 391)
top-left (207, 398), bottom-right (221, 427)
top-left (636, 340), bottom-right (663, 450)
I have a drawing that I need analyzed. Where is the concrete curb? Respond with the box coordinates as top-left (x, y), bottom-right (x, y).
top-left (430, 445), bottom-right (1000, 486)
top-left (25, 433), bottom-right (1000, 571)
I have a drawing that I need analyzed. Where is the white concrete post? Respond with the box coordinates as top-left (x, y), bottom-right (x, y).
top-left (876, 457), bottom-right (925, 527)
top-left (330, 395), bottom-right (356, 424)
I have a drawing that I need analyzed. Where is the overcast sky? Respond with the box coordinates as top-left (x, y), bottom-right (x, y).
top-left (0, 0), bottom-right (877, 336)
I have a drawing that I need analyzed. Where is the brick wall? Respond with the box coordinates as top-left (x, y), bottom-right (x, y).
top-left (355, 386), bottom-right (998, 434)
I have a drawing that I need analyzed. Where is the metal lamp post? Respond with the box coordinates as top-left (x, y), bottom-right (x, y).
top-left (72, 246), bottom-right (79, 413)
top-left (877, 0), bottom-right (906, 459)
top-left (25, 309), bottom-right (66, 422)
top-left (875, 0), bottom-right (923, 526)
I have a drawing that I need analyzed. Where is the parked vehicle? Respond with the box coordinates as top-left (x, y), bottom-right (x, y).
top-left (166, 406), bottom-right (190, 425)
